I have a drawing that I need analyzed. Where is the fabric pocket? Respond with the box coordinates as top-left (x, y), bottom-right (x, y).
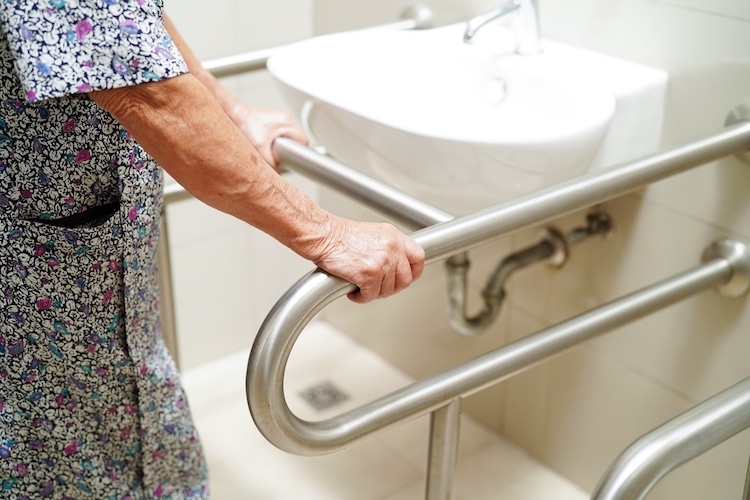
top-left (3, 201), bottom-right (126, 340)
top-left (25, 201), bottom-right (120, 229)
top-left (11, 201), bottom-right (123, 263)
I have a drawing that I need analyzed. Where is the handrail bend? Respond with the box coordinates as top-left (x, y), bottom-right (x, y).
top-left (247, 239), bottom-right (750, 455)
top-left (248, 119), bottom-right (750, 457)
top-left (592, 374), bottom-right (750, 500)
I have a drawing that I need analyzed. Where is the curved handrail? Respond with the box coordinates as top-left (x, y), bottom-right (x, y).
top-left (247, 122), bottom-right (750, 456)
top-left (248, 234), bottom-right (749, 455)
top-left (592, 375), bottom-right (750, 500)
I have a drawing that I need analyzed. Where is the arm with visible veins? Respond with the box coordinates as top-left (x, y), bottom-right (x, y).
top-left (89, 16), bottom-right (424, 303)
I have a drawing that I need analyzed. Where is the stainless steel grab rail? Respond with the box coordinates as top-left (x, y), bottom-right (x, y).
top-left (592, 374), bottom-right (750, 500)
top-left (272, 118), bottom-right (750, 264)
top-left (272, 138), bottom-right (453, 229)
top-left (246, 116), bottom-right (750, 499)
top-left (247, 239), bottom-right (749, 500)
top-left (248, 239), bottom-right (749, 455)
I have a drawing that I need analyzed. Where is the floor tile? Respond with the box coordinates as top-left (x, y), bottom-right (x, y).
top-left (181, 322), bottom-right (588, 500)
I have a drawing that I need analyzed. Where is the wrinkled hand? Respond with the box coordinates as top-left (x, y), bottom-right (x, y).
top-left (312, 219), bottom-right (425, 304)
top-left (227, 101), bottom-right (308, 171)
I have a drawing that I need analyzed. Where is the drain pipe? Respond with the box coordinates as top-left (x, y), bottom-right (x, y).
top-left (446, 211), bottom-right (612, 337)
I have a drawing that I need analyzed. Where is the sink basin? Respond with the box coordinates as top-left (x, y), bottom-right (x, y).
top-left (268, 23), bottom-right (667, 215)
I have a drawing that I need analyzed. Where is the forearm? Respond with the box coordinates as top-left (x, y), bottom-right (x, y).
top-left (161, 13), bottom-right (307, 169)
top-left (92, 15), bottom-right (424, 303)
top-left (90, 74), bottom-right (331, 261)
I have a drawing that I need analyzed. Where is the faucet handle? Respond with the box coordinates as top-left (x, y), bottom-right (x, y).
top-left (463, 2), bottom-right (521, 43)
top-left (463, 0), bottom-right (541, 55)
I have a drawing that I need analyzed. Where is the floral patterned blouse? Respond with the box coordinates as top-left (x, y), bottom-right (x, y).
top-left (0, 0), bottom-right (208, 498)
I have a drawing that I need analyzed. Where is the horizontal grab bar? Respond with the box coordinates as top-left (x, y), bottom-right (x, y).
top-left (247, 239), bottom-right (749, 455)
top-left (251, 117), bottom-right (750, 298)
top-left (592, 374), bottom-right (750, 500)
top-left (274, 138), bottom-right (453, 229)
top-left (413, 119), bottom-right (750, 263)
top-left (162, 137), bottom-right (453, 231)
top-left (274, 113), bottom-right (750, 237)
top-left (272, 120), bottom-right (750, 272)
top-left (202, 48), bottom-right (275, 79)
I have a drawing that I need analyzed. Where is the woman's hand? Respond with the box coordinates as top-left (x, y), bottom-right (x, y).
top-left (225, 101), bottom-right (308, 172)
top-left (308, 217), bottom-right (425, 304)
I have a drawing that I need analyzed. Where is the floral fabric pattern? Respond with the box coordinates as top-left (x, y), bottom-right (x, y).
top-left (0, 0), bottom-right (208, 498)
top-left (3, 0), bottom-right (185, 102)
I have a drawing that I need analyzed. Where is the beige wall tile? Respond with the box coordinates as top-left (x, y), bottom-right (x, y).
top-left (542, 345), bottom-right (692, 491)
top-left (645, 156), bottom-right (750, 240)
top-left (164, 196), bottom-right (245, 249)
top-left (169, 225), bottom-right (257, 368)
top-left (166, 0), bottom-right (313, 59)
top-left (165, 0), bottom-right (237, 59)
top-left (312, 0), bottom-right (498, 34)
top-left (502, 309), bottom-right (551, 460)
top-left (234, 1), bottom-right (314, 52)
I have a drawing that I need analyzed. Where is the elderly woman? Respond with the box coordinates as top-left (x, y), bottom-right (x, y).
top-left (0, 1), bottom-right (424, 497)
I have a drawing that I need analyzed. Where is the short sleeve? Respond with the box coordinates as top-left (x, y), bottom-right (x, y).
top-left (0, 0), bottom-right (188, 102)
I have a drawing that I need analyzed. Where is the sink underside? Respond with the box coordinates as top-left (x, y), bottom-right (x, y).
top-left (269, 24), bottom-right (666, 215)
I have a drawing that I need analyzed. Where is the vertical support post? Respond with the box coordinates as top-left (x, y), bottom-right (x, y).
top-left (425, 398), bottom-right (463, 500)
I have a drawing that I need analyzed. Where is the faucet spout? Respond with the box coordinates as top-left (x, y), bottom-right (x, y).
top-left (463, 0), bottom-right (541, 55)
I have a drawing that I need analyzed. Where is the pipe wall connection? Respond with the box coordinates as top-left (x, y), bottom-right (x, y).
top-left (446, 211), bottom-right (612, 337)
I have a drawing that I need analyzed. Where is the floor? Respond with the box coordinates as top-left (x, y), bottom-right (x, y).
top-left (181, 321), bottom-right (589, 500)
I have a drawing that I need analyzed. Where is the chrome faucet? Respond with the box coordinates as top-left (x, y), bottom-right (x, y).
top-left (463, 0), bottom-right (541, 55)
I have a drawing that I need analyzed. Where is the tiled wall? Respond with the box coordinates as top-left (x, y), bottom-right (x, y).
top-left (164, 0), bottom-right (750, 497)
top-left (315, 0), bottom-right (750, 498)
top-left (162, 0), bottom-right (316, 368)
top-left (313, 0), bottom-right (496, 33)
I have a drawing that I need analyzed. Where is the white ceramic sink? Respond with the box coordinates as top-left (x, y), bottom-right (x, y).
top-left (268, 23), bottom-right (667, 215)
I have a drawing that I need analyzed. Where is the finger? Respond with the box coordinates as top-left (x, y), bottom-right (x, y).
top-left (406, 239), bottom-right (425, 281)
top-left (347, 289), bottom-right (367, 304)
top-left (348, 259), bottom-right (387, 303)
top-left (282, 126), bottom-right (309, 145)
top-left (380, 264), bottom-right (397, 298)
top-left (393, 254), bottom-right (415, 294)
top-left (347, 278), bottom-right (379, 304)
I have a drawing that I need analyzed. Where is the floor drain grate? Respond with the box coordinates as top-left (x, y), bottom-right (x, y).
top-left (299, 381), bottom-right (349, 411)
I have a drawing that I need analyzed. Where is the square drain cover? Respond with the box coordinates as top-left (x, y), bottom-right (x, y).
top-left (299, 381), bottom-right (349, 411)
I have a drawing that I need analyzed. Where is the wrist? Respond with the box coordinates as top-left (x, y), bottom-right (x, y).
top-left (294, 210), bottom-right (340, 264)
